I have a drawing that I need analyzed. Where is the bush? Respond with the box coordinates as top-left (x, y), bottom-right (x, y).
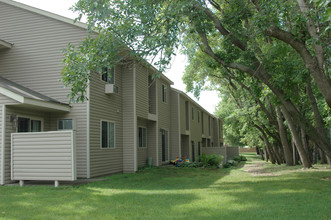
top-left (197, 153), bottom-right (224, 168)
top-left (223, 163), bottom-right (232, 168)
top-left (176, 162), bottom-right (201, 168)
top-left (240, 155), bottom-right (247, 161)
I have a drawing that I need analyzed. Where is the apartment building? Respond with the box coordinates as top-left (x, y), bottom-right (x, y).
top-left (0, 0), bottom-right (225, 185)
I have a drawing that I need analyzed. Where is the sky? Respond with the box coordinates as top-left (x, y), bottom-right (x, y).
top-left (14, 0), bottom-right (220, 113)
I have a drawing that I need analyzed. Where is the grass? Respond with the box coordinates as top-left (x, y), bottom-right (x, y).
top-left (0, 153), bottom-right (330, 220)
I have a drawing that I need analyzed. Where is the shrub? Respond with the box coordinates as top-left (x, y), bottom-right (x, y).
top-left (197, 153), bottom-right (224, 168)
top-left (223, 163), bottom-right (232, 168)
top-left (240, 155), bottom-right (247, 161)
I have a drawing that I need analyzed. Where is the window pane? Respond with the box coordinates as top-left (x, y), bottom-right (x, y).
top-left (143, 128), bottom-right (147, 148)
top-left (64, 119), bottom-right (73, 130)
top-left (18, 117), bottom-right (30, 132)
top-left (31, 120), bottom-right (41, 132)
top-left (109, 67), bottom-right (115, 84)
top-left (58, 120), bottom-right (63, 130)
top-left (102, 67), bottom-right (108, 82)
top-left (138, 127), bottom-right (142, 147)
top-left (101, 121), bottom-right (108, 148)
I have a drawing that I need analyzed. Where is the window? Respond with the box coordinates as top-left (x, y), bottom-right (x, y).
top-left (101, 121), bottom-right (115, 149)
top-left (138, 127), bottom-right (147, 148)
top-left (17, 117), bottom-right (42, 132)
top-left (162, 84), bottom-right (167, 102)
top-left (197, 111), bottom-right (200, 123)
top-left (101, 67), bottom-right (115, 84)
top-left (192, 107), bottom-right (194, 120)
top-left (58, 119), bottom-right (73, 130)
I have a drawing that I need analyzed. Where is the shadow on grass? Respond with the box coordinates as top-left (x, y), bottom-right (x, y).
top-left (1, 155), bottom-right (330, 219)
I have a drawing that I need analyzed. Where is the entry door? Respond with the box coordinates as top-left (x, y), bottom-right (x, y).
top-left (161, 130), bottom-right (168, 162)
top-left (18, 117), bottom-right (30, 132)
top-left (191, 141), bottom-right (195, 162)
top-left (198, 142), bottom-right (201, 156)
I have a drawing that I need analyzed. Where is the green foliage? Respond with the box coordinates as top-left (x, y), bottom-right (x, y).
top-left (197, 153), bottom-right (223, 168)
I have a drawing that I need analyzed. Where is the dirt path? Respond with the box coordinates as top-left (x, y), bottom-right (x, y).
top-left (242, 159), bottom-right (280, 177)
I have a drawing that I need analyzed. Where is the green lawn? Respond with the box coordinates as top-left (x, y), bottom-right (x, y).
top-left (0, 153), bottom-right (330, 220)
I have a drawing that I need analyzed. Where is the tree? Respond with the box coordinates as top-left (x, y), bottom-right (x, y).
top-left (62, 0), bottom-right (331, 160)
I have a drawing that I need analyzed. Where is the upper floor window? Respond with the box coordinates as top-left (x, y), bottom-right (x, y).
top-left (197, 111), bottom-right (200, 123)
top-left (192, 107), bottom-right (194, 120)
top-left (58, 119), bottom-right (73, 130)
top-left (102, 67), bottom-right (115, 84)
top-left (138, 127), bottom-right (147, 148)
top-left (101, 120), bottom-right (115, 149)
top-left (162, 84), bottom-right (167, 103)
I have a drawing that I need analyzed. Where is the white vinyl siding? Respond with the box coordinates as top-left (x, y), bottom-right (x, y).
top-left (101, 121), bottom-right (115, 149)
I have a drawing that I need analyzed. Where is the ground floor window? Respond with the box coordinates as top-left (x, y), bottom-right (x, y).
top-left (138, 127), bottom-right (147, 148)
top-left (17, 117), bottom-right (42, 132)
top-left (58, 119), bottom-right (73, 130)
top-left (101, 121), bottom-right (115, 149)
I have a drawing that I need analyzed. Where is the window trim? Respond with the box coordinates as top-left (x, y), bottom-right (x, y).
top-left (101, 66), bottom-right (115, 84)
top-left (16, 115), bottom-right (44, 133)
top-left (162, 84), bottom-right (167, 103)
top-left (100, 120), bottom-right (116, 149)
top-left (57, 118), bottom-right (74, 131)
top-left (138, 126), bottom-right (147, 148)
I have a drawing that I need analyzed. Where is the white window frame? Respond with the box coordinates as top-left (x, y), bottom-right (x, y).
top-left (16, 115), bottom-right (44, 133)
top-left (57, 119), bottom-right (74, 131)
top-left (100, 120), bottom-right (116, 149)
top-left (162, 84), bottom-right (167, 103)
top-left (101, 66), bottom-right (115, 84)
top-left (138, 126), bottom-right (147, 148)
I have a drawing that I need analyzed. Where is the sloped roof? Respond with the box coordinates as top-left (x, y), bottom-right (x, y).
top-left (0, 76), bottom-right (70, 111)
top-left (0, 39), bottom-right (13, 49)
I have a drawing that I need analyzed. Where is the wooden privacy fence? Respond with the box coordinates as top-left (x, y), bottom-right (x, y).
top-left (11, 131), bottom-right (76, 187)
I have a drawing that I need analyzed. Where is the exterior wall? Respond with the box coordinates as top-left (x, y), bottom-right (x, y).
top-left (122, 62), bottom-right (137, 172)
top-left (137, 118), bottom-right (148, 167)
top-left (157, 79), bottom-right (171, 164)
top-left (170, 90), bottom-right (180, 159)
top-left (11, 131), bottom-right (76, 181)
top-left (0, 2), bottom-right (89, 178)
top-left (136, 64), bottom-right (149, 119)
top-left (147, 120), bottom-right (158, 166)
top-left (88, 67), bottom-right (123, 177)
top-left (226, 146), bottom-right (239, 159)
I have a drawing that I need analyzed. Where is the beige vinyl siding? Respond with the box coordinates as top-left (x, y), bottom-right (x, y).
top-left (157, 79), bottom-right (171, 164)
top-left (89, 68), bottom-right (124, 177)
top-left (136, 64), bottom-right (149, 119)
top-left (0, 2), bottom-right (89, 178)
top-left (122, 62), bottom-right (137, 172)
top-left (147, 120), bottom-right (158, 166)
top-left (179, 96), bottom-right (187, 134)
top-left (170, 90), bottom-right (180, 159)
top-left (11, 131), bottom-right (76, 181)
top-left (137, 118), bottom-right (148, 167)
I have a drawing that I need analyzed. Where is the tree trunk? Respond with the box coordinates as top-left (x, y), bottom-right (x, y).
top-left (320, 149), bottom-right (328, 164)
top-left (281, 106), bottom-right (312, 168)
top-left (312, 144), bottom-right (317, 164)
top-left (260, 149), bottom-right (265, 160)
top-left (272, 143), bottom-right (283, 165)
top-left (301, 128), bottom-right (312, 163)
top-left (276, 106), bottom-right (294, 165)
